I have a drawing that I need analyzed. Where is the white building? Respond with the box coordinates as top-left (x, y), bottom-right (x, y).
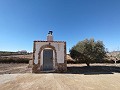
top-left (32, 31), bottom-right (67, 73)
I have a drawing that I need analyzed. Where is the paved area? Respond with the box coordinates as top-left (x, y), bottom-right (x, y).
top-left (0, 73), bottom-right (120, 90)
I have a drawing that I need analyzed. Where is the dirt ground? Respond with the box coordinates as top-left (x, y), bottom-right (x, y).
top-left (0, 63), bottom-right (120, 90)
top-left (0, 64), bottom-right (31, 74)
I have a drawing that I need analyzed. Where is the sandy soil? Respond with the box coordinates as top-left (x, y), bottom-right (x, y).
top-left (0, 64), bottom-right (120, 90)
top-left (0, 73), bottom-right (120, 90)
top-left (0, 64), bottom-right (31, 74)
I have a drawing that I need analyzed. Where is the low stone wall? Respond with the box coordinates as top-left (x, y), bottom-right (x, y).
top-left (56, 63), bottom-right (67, 72)
top-left (32, 64), bottom-right (40, 73)
top-left (28, 60), bottom-right (33, 68)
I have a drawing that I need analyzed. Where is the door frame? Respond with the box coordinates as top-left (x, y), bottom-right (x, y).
top-left (38, 44), bottom-right (57, 71)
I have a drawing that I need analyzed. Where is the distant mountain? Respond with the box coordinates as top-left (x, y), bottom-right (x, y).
top-left (107, 51), bottom-right (120, 60)
top-left (107, 51), bottom-right (120, 57)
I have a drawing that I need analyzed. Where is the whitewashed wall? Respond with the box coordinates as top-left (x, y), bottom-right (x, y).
top-left (52, 43), bottom-right (64, 63)
top-left (34, 42), bottom-right (65, 65)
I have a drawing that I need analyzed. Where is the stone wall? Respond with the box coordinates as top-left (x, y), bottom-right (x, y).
top-left (28, 60), bottom-right (33, 68)
top-left (32, 64), bottom-right (40, 73)
top-left (56, 63), bottom-right (67, 72)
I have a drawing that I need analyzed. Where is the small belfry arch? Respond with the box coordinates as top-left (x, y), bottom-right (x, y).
top-left (38, 44), bottom-right (57, 70)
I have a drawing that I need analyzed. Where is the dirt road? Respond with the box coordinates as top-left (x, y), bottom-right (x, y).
top-left (0, 64), bottom-right (120, 90)
top-left (0, 73), bottom-right (120, 90)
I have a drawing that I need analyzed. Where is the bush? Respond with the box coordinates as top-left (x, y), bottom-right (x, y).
top-left (0, 57), bottom-right (29, 63)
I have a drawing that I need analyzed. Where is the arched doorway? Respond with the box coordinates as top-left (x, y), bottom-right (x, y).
top-left (38, 44), bottom-right (57, 71)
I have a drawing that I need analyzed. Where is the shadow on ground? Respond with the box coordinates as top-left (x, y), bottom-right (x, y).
top-left (1, 64), bottom-right (120, 75)
top-left (66, 66), bottom-right (120, 75)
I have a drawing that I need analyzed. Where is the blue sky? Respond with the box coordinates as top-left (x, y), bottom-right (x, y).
top-left (0, 0), bottom-right (120, 53)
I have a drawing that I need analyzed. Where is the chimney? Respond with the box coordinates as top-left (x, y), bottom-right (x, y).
top-left (47, 31), bottom-right (53, 41)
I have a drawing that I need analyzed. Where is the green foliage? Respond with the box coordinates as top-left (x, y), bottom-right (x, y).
top-left (70, 38), bottom-right (106, 66)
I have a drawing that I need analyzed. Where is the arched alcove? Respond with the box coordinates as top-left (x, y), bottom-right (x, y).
top-left (38, 44), bottom-right (57, 71)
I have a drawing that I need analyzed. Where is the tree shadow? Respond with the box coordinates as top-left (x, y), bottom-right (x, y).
top-left (65, 65), bottom-right (120, 75)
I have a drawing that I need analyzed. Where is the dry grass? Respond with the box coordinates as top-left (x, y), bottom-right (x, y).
top-left (0, 64), bottom-right (31, 74)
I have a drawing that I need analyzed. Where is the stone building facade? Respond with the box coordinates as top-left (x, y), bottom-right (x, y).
top-left (32, 31), bottom-right (67, 73)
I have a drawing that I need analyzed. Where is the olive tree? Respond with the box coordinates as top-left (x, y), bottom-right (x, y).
top-left (70, 38), bottom-right (106, 66)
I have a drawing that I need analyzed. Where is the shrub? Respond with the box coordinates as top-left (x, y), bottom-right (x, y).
top-left (0, 57), bottom-right (29, 63)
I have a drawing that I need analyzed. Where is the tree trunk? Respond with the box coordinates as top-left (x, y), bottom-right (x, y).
top-left (86, 63), bottom-right (90, 67)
